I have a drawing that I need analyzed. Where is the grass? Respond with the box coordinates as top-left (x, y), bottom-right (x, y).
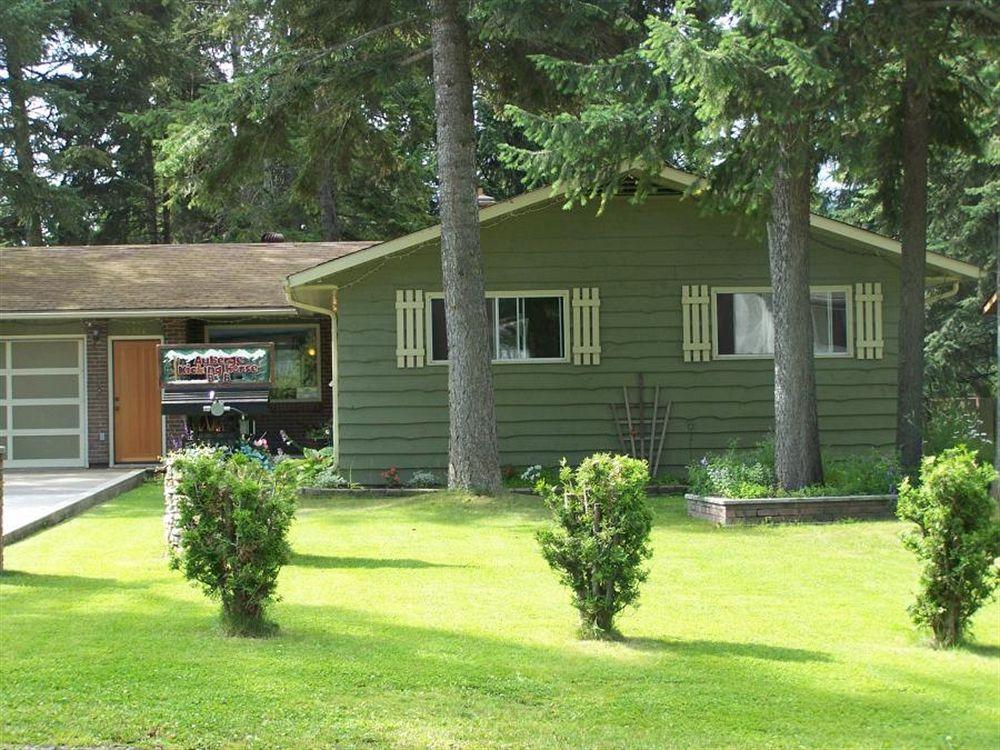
top-left (1, 481), bottom-right (998, 749)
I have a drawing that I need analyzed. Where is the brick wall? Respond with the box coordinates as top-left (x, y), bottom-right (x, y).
top-left (162, 317), bottom-right (189, 450)
top-left (85, 319), bottom-right (110, 466)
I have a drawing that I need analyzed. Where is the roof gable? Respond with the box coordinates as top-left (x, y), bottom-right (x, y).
top-left (286, 166), bottom-right (984, 287)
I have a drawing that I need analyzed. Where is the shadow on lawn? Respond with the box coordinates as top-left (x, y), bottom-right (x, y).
top-left (289, 552), bottom-right (463, 570)
top-left (0, 569), bottom-right (150, 591)
top-left (3, 573), bottom-right (996, 748)
top-left (623, 636), bottom-right (831, 663)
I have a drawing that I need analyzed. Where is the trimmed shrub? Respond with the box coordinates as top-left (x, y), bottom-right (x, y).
top-left (896, 446), bottom-right (999, 647)
top-left (170, 448), bottom-right (297, 637)
top-left (536, 454), bottom-right (653, 639)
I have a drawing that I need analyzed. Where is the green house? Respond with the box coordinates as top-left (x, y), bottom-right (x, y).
top-left (0, 168), bottom-right (984, 476)
top-left (285, 168), bottom-right (985, 482)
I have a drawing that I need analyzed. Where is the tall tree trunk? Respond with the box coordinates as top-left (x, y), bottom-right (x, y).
top-left (4, 36), bottom-right (43, 245)
top-left (430, 0), bottom-right (501, 494)
top-left (768, 132), bottom-right (824, 490)
top-left (897, 44), bottom-right (930, 476)
top-left (142, 139), bottom-right (159, 244)
top-left (317, 155), bottom-right (342, 241)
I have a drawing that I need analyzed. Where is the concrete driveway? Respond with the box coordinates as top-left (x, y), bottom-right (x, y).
top-left (3, 468), bottom-right (150, 543)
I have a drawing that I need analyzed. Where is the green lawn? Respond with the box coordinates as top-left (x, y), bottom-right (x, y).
top-left (1, 482), bottom-right (998, 749)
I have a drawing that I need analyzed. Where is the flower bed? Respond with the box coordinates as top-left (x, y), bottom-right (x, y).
top-left (685, 492), bottom-right (897, 525)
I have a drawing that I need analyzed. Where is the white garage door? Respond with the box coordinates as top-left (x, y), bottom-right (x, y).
top-left (0, 337), bottom-right (87, 468)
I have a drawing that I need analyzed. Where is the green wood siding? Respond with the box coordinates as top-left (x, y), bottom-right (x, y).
top-left (332, 197), bottom-right (900, 480)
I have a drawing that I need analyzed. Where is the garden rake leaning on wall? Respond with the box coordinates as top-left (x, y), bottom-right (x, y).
top-left (610, 374), bottom-right (672, 476)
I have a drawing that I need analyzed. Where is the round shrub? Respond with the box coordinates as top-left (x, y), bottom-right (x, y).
top-left (170, 448), bottom-right (297, 637)
top-left (536, 453), bottom-right (653, 639)
top-left (896, 446), bottom-right (999, 648)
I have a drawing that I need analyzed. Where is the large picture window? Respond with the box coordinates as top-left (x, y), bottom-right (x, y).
top-left (429, 293), bottom-right (567, 363)
top-left (714, 287), bottom-right (850, 358)
top-left (207, 324), bottom-right (321, 401)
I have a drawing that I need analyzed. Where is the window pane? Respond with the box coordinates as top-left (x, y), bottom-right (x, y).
top-left (810, 291), bottom-right (848, 355)
top-left (523, 297), bottom-right (563, 358)
top-left (811, 292), bottom-right (833, 353)
top-left (431, 298), bottom-right (448, 361)
top-left (12, 374), bottom-right (79, 399)
top-left (12, 404), bottom-right (80, 429)
top-left (12, 434), bottom-right (80, 460)
top-left (716, 293), bottom-right (736, 355)
top-left (11, 340), bottom-right (79, 369)
top-left (208, 325), bottom-right (320, 400)
top-left (496, 297), bottom-right (519, 360)
top-left (733, 292), bottom-right (775, 354)
top-left (831, 292), bottom-right (848, 352)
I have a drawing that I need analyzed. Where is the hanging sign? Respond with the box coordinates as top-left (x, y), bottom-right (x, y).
top-left (158, 343), bottom-right (275, 389)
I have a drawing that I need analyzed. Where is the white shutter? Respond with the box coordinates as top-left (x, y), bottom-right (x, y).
top-left (854, 282), bottom-right (884, 360)
top-left (395, 290), bottom-right (426, 368)
top-left (571, 287), bottom-right (601, 365)
top-left (682, 284), bottom-right (712, 362)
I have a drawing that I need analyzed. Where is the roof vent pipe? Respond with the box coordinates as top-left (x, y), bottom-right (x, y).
top-left (260, 231), bottom-right (286, 243)
top-left (476, 187), bottom-right (496, 208)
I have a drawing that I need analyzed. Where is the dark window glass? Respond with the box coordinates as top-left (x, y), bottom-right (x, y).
top-left (208, 325), bottom-right (319, 400)
top-left (431, 298), bottom-right (448, 362)
top-left (716, 293), bottom-right (736, 355)
top-left (430, 295), bottom-right (564, 362)
top-left (524, 297), bottom-right (563, 358)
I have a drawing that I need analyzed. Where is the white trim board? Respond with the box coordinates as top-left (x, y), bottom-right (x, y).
top-left (287, 166), bottom-right (985, 288)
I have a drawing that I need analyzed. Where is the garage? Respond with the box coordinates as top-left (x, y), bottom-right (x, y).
top-left (0, 337), bottom-right (87, 468)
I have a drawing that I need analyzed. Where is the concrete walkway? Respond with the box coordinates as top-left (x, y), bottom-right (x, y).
top-left (3, 468), bottom-right (151, 544)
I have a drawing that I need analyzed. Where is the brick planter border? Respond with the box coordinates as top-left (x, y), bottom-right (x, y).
top-left (685, 492), bottom-right (897, 525)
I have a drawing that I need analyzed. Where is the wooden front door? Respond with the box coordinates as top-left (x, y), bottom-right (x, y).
top-left (113, 339), bottom-right (162, 463)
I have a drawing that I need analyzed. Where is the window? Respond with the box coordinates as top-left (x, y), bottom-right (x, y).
top-left (207, 324), bottom-right (321, 401)
top-left (714, 287), bottom-right (850, 357)
top-left (429, 293), bottom-right (567, 363)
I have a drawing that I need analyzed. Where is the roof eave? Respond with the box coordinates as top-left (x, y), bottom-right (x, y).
top-left (0, 307), bottom-right (303, 321)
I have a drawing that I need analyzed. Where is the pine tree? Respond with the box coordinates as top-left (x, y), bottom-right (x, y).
top-left (430, 0), bottom-right (501, 493)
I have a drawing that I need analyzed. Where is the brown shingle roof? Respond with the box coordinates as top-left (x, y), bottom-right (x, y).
top-left (0, 242), bottom-right (375, 316)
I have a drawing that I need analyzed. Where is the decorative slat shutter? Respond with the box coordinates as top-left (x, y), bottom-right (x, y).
top-left (854, 282), bottom-right (884, 360)
top-left (395, 289), bottom-right (425, 368)
top-left (571, 287), bottom-right (601, 365)
top-left (682, 284), bottom-right (712, 362)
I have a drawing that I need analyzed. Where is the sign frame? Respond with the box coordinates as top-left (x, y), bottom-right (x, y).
top-left (157, 342), bottom-right (276, 391)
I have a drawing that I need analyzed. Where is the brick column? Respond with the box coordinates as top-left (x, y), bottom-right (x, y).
top-left (162, 318), bottom-right (189, 451)
top-left (85, 319), bottom-right (110, 466)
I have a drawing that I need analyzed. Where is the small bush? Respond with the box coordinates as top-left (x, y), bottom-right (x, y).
top-left (688, 441), bottom-right (899, 498)
top-left (925, 400), bottom-right (993, 462)
top-left (687, 441), bottom-right (774, 498)
top-left (536, 454), bottom-right (653, 639)
top-left (273, 446), bottom-right (336, 488)
top-left (408, 470), bottom-right (442, 488)
top-left (170, 448), bottom-right (297, 636)
top-left (823, 451), bottom-right (900, 495)
top-left (896, 446), bottom-right (999, 647)
top-left (313, 466), bottom-right (350, 489)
